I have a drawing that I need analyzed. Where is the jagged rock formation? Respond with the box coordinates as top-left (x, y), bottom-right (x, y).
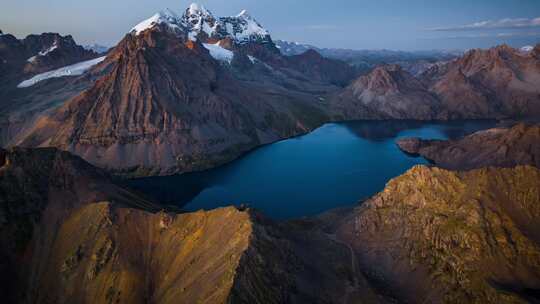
top-left (0, 147), bottom-right (386, 304)
top-left (331, 64), bottom-right (441, 120)
top-left (336, 165), bottom-right (540, 303)
top-left (397, 123), bottom-right (540, 170)
top-left (0, 32), bottom-right (97, 84)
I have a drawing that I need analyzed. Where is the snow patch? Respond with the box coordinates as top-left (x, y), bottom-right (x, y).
top-left (39, 44), bottom-right (58, 56)
top-left (27, 43), bottom-right (59, 63)
top-left (203, 43), bottom-right (234, 63)
top-left (184, 3), bottom-right (218, 41)
top-left (520, 45), bottom-right (534, 53)
top-left (247, 55), bottom-right (257, 63)
top-left (131, 9), bottom-right (182, 35)
top-left (17, 56), bottom-right (106, 88)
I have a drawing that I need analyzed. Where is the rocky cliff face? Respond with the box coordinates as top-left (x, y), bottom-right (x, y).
top-left (336, 165), bottom-right (540, 303)
top-left (397, 123), bottom-right (540, 170)
top-left (331, 64), bottom-right (441, 120)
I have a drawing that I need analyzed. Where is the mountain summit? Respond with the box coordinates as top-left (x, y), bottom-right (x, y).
top-left (130, 3), bottom-right (272, 46)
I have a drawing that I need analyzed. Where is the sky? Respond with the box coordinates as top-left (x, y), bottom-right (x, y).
top-left (1, 0), bottom-right (540, 51)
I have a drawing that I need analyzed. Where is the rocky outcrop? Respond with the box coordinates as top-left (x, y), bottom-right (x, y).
top-left (336, 165), bottom-right (540, 303)
top-left (331, 64), bottom-right (441, 120)
top-left (397, 123), bottom-right (540, 170)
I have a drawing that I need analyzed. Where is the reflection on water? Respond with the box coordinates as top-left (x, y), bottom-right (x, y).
top-left (343, 120), bottom-right (497, 141)
top-left (127, 120), bottom-right (498, 219)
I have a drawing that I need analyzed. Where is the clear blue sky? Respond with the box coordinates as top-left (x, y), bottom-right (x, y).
top-left (2, 0), bottom-right (539, 50)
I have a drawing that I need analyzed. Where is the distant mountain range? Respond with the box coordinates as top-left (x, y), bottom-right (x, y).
top-left (83, 43), bottom-right (109, 54)
top-left (275, 39), bottom-right (463, 75)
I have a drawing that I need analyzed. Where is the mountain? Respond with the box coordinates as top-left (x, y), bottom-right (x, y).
top-left (275, 40), bottom-right (316, 56)
top-left (130, 5), bottom-right (274, 50)
top-left (275, 40), bottom-right (461, 75)
top-left (421, 44), bottom-right (540, 118)
top-left (14, 6), bottom-right (337, 176)
top-left (0, 147), bottom-right (390, 304)
top-left (3, 147), bottom-right (540, 303)
top-left (83, 44), bottom-right (109, 54)
top-left (331, 64), bottom-right (441, 119)
top-left (0, 31), bottom-right (104, 150)
top-left (0, 32), bottom-right (98, 84)
top-left (336, 165), bottom-right (540, 303)
top-left (397, 123), bottom-right (540, 170)
top-left (332, 44), bottom-right (540, 120)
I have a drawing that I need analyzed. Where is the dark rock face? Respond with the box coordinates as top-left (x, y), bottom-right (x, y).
top-left (22, 33), bottom-right (98, 74)
top-left (0, 32), bottom-right (98, 84)
top-left (284, 49), bottom-right (357, 87)
top-left (396, 123), bottom-right (540, 170)
top-left (336, 165), bottom-right (540, 303)
top-left (331, 64), bottom-right (441, 120)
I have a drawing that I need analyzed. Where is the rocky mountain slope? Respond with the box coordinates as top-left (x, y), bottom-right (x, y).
top-left (331, 64), bottom-right (441, 119)
top-left (336, 165), bottom-right (540, 303)
top-left (397, 123), bottom-right (540, 170)
top-left (332, 44), bottom-right (540, 120)
top-left (422, 44), bottom-right (540, 118)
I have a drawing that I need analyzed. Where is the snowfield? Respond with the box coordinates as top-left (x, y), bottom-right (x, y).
top-left (203, 43), bottom-right (234, 63)
top-left (17, 56), bottom-right (106, 88)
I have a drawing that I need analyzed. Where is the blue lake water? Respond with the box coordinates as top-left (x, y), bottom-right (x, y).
top-left (128, 120), bottom-right (497, 219)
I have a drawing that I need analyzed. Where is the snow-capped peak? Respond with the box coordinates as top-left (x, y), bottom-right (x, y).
top-left (220, 10), bottom-right (270, 44)
top-left (237, 10), bottom-right (249, 18)
top-left (182, 3), bottom-right (218, 41)
top-left (520, 45), bottom-right (534, 53)
top-left (129, 4), bottom-right (272, 45)
top-left (187, 3), bottom-right (212, 17)
top-left (131, 9), bottom-right (182, 35)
